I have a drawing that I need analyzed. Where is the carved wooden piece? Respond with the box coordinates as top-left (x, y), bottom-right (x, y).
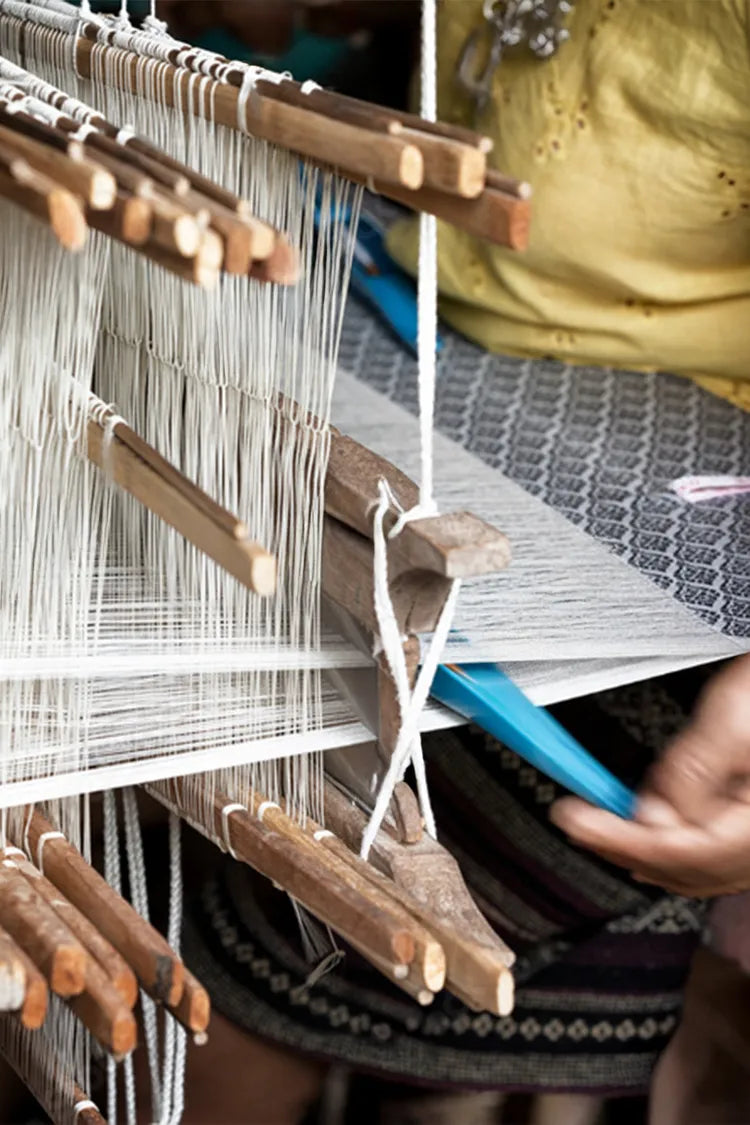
top-left (87, 413), bottom-right (276, 597)
top-left (324, 781), bottom-right (515, 1016)
top-left (0, 922), bottom-right (26, 1012)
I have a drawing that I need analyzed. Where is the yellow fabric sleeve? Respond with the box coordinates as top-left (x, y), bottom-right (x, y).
top-left (387, 0), bottom-right (750, 384)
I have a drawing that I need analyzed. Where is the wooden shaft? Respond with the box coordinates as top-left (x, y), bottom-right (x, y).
top-left (0, 123), bottom-right (116, 209)
top-left (249, 794), bottom-right (427, 974)
top-left (74, 38), bottom-right (423, 191)
top-left (181, 192), bottom-right (276, 272)
top-left (0, 160), bottom-right (87, 251)
top-left (277, 804), bottom-right (445, 992)
top-left (69, 957), bottom-right (138, 1057)
top-left (166, 967), bottom-right (210, 1041)
top-left (323, 782), bottom-right (515, 1016)
top-left (346, 935), bottom-right (434, 1007)
top-left (142, 185), bottom-right (203, 258)
top-left (73, 1087), bottom-right (107, 1125)
top-left (148, 778), bottom-right (416, 969)
top-left (83, 129), bottom-right (190, 196)
top-left (11, 941), bottom-right (48, 1030)
top-left (87, 406), bottom-right (276, 596)
top-left (247, 236), bottom-right (299, 286)
top-left (351, 172), bottom-right (530, 250)
top-left (5, 846), bottom-right (138, 1008)
top-left (399, 126), bottom-right (486, 198)
top-left (0, 923), bottom-right (27, 1012)
top-left (395, 110), bottom-right (493, 154)
top-left (23, 810), bottom-right (184, 1007)
top-left (87, 189), bottom-right (153, 245)
top-left (254, 77), bottom-right (403, 138)
top-left (0, 860), bottom-right (86, 997)
top-left (485, 167), bottom-right (532, 201)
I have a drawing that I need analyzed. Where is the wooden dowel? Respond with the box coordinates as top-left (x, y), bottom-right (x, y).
top-left (0, 160), bottom-right (87, 251)
top-left (135, 234), bottom-right (219, 287)
top-left (0, 859), bottom-right (86, 997)
top-left (23, 811), bottom-right (185, 1007)
top-left (167, 968), bottom-right (210, 1043)
top-left (12, 941), bottom-right (48, 1030)
top-left (346, 935), bottom-right (434, 1007)
top-left (254, 77), bottom-right (403, 138)
top-left (87, 412), bottom-right (277, 596)
top-left (0, 123), bottom-right (116, 209)
top-left (5, 846), bottom-right (138, 1008)
top-left (83, 129), bottom-right (190, 196)
top-left (143, 185), bottom-right (203, 258)
top-left (0, 923), bottom-right (27, 1012)
top-left (182, 191), bottom-right (275, 273)
top-left (69, 957), bottom-right (138, 1057)
top-left (248, 235), bottom-right (299, 286)
top-left (274, 802), bottom-right (445, 993)
top-left (73, 1087), bottom-right (107, 1125)
top-left (485, 167), bottom-right (532, 201)
top-left (356, 174), bottom-right (530, 250)
top-left (88, 189), bottom-right (153, 245)
top-left (73, 38), bottom-right (424, 192)
top-left (395, 110), bottom-right (494, 154)
top-left (398, 126), bottom-right (486, 199)
top-left (148, 778), bottom-right (416, 970)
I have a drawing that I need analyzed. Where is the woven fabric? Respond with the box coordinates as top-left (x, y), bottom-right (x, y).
top-left (340, 295), bottom-right (750, 639)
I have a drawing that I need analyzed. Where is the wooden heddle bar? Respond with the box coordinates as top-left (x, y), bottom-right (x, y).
top-left (1, 2), bottom-right (531, 249)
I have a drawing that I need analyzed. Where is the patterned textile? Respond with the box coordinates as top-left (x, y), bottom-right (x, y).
top-left (339, 295), bottom-right (750, 640)
top-left (183, 670), bottom-right (710, 1095)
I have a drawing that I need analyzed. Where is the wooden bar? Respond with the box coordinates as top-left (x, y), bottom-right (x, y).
top-left (248, 236), bottom-right (299, 286)
top-left (87, 406), bottom-right (277, 597)
top-left (12, 941), bottom-right (48, 1030)
top-left (74, 37), bottom-right (424, 192)
top-left (272, 800), bottom-right (445, 993)
top-left (324, 781), bottom-right (515, 1016)
top-left (87, 189), bottom-right (153, 245)
top-left (23, 811), bottom-right (185, 1007)
top-left (350, 171), bottom-right (530, 250)
top-left (0, 123), bottom-right (116, 209)
top-left (167, 968), bottom-right (210, 1043)
top-left (148, 778), bottom-right (416, 970)
top-left (399, 126), bottom-right (486, 198)
top-left (5, 846), bottom-right (138, 1008)
top-left (0, 160), bottom-right (87, 251)
top-left (0, 860), bottom-right (86, 998)
top-left (69, 957), bottom-right (138, 1057)
top-left (325, 430), bottom-right (512, 578)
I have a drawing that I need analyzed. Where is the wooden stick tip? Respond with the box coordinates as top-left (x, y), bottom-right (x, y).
top-left (50, 946), bottom-right (87, 997)
top-left (90, 169), bottom-right (117, 211)
top-left (497, 969), bottom-right (514, 1017)
top-left (400, 145), bottom-right (424, 191)
top-left (392, 931), bottom-right (416, 967)
top-left (251, 551), bottom-right (277, 597)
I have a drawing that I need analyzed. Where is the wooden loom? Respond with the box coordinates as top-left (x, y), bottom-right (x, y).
top-left (0, 13), bottom-right (529, 1120)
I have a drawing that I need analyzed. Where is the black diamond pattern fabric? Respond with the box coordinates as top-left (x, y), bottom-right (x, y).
top-left (340, 292), bottom-right (750, 640)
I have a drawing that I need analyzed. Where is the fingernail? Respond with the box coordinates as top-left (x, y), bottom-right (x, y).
top-left (637, 794), bottom-right (681, 827)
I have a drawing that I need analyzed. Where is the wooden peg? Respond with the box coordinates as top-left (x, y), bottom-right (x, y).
top-left (143, 185), bottom-right (203, 258)
top-left (23, 811), bottom-right (185, 1007)
top-left (0, 860), bottom-right (87, 997)
top-left (87, 410), bottom-right (277, 597)
top-left (0, 923), bottom-right (27, 1013)
top-left (13, 941), bottom-right (48, 1030)
top-left (6, 846), bottom-right (138, 1008)
top-left (87, 189), bottom-right (153, 245)
top-left (167, 968), bottom-right (210, 1043)
top-left (0, 159), bottom-right (87, 251)
top-left (0, 123), bottom-right (116, 209)
top-left (69, 956), bottom-right (138, 1057)
top-left (399, 126), bottom-right (486, 198)
top-left (73, 1087), bottom-right (107, 1125)
top-left (346, 935), bottom-right (434, 1007)
top-left (248, 235), bottom-right (299, 286)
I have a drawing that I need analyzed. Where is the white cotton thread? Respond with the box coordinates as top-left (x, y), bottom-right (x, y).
top-left (257, 800), bottom-right (280, 822)
top-left (36, 831), bottom-right (64, 876)
top-left (300, 79), bottom-right (320, 95)
top-left (289, 949), bottom-right (344, 1001)
top-left (313, 829), bottom-right (334, 841)
top-left (73, 1101), bottom-right (97, 1118)
top-left (115, 125), bottom-right (136, 145)
top-left (220, 802), bottom-right (246, 858)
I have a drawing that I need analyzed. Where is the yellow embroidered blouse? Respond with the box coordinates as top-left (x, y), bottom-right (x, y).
top-left (387, 0), bottom-right (750, 405)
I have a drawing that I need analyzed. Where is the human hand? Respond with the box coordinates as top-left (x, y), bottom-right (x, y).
top-left (550, 656), bottom-right (750, 897)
